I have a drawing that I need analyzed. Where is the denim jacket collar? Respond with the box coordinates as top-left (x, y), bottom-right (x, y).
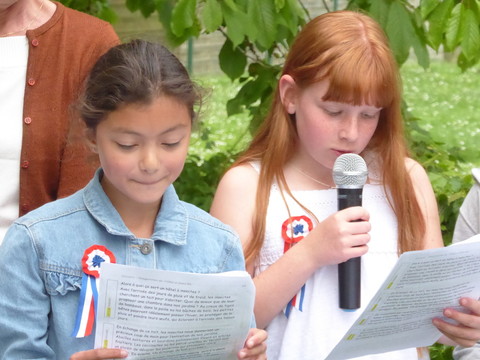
top-left (83, 169), bottom-right (188, 245)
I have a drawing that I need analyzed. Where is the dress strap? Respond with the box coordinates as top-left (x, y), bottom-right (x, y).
top-left (472, 168), bottom-right (480, 183)
top-left (249, 161), bottom-right (261, 174)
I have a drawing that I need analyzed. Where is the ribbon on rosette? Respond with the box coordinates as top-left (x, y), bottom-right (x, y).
top-left (281, 215), bottom-right (313, 317)
top-left (72, 245), bottom-right (116, 337)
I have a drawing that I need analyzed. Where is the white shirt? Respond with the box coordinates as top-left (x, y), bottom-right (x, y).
top-left (0, 36), bottom-right (28, 244)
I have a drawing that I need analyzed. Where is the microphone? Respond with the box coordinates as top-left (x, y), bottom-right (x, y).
top-left (332, 153), bottom-right (368, 311)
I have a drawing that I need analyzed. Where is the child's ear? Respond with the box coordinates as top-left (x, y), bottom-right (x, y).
top-left (84, 128), bottom-right (98, 153)
top-left (279, 74), bottom-right (297, 115)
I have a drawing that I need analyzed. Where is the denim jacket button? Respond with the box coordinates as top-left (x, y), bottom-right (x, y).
top-left (140, 242), bottom-right (152, 255)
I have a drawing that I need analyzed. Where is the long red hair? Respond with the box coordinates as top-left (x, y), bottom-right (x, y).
top-left (232, 10), bottom-right (424, 264)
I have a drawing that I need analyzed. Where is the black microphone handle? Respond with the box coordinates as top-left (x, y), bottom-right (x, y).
top-left (337, 187), bottom-right (363, 310)
top-left (338, 257), bottom-right (361, 310)
top-left (337, 187), bottom-right (363, 209)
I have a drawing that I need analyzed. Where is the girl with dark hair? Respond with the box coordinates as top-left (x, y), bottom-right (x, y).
top-left (211, 10), bottom-right (480, 359)
top-left (0, 39), bottom-right (267, 360)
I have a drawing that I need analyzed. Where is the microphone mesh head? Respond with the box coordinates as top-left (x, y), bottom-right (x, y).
top-left (332, 153), bottom-right (368, 189)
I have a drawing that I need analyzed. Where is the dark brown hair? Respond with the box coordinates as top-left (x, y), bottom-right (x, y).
top-left (77, 39), bottom-right (202, 131)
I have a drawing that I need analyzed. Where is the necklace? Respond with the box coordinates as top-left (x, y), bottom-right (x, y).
top-left (0, 0), bottom-right (45, 38)
top-left (293, 165), bottom-right (336, 189)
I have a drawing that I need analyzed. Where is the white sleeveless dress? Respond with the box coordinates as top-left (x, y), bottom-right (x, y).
top-left (252, 163), bottom-right (428, 360)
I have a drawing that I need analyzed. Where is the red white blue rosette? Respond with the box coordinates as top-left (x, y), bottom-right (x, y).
top-left (282, 215), bottom-right (313, 250)
top-left (82, 245), bottom-right (116, 278)
top-left (72, 245), bottom-right (116, 338)
top-left (281, 215), bottom-right (313, 317)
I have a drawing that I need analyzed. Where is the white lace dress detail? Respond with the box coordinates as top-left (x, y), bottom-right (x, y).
top-left (251, 161), bottom-right (423, 359)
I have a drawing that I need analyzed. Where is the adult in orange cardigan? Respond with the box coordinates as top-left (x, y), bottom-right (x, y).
top-left (0, 0), bottom-right (119, 242)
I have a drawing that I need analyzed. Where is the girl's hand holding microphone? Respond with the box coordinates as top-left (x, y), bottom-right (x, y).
top-left (303, 206), bottom-right (371, 268)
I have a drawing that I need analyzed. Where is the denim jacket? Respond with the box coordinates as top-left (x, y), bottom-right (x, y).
top-left (0, 169), bottom-right (245, 359)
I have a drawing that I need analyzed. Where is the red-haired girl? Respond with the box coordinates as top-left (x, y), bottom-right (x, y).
top-left (211, 10), bottom-right (480, 359)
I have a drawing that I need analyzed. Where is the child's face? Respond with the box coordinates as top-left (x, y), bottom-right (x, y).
top-left (91, 95), bottom-right (191, 210)
top-left (282, 77), bottom-right (381, 170)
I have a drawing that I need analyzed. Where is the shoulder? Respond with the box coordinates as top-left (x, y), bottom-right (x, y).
top-left (404, 157), bottom-right (430, 184)
top-left (182, 201), bottom-right (239, 238)
top-left (404, 157), bottom-right (437, 200)
top-left (61, 4), bottom-right (112, 28)
top-left (53, 3), bottom-right (119, 45)
top-left (211, 163), bottom-right (259, 215)
top-left (66, 10), bottom-right (118, 42)
top-left (2, 190), bottom-right (87, 262)
top-left (180, 201), bottom-right (245, 270)
top-left (217, 163), bottom-right (260, 193)
top-left (210, 163), bottom-right (260, 248)
top-left (405, 157), bottom-right (427, 175)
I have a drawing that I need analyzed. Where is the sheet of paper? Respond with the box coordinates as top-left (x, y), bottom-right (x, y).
top-left (326, 235), bottom-right (480, 360)
top-left (94, 263), bottom-right (255, 360)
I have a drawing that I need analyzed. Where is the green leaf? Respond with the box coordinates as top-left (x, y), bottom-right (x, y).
top-left (457, 48), bottom-right (480, 71)
top-left (461, 8), bottom-right (480, 61)
top-left (285, 0), bottom-right (306, 16)
top-left (201, 0), bottom-right (223, 33)
top-left (272, 23), bottom-right (294, 47)
top-left (137, 0), bottom-right (156, 17)
top-left (426, 0), bottom-right (454, 51)
top-left (407, 7), bottom-right (430, 68)
top-left (226, 62), bottom-right (278, 119)
top-left (125, 0), bottom-right (142, 12)
top-left (445, 3), bottom-right (466, 51)
top-left (420, 0), bottom-right (439, 19)
top-left (385, 2), bottom-right (416, 65)
top-left (171, 0), bottom-right (197, 37)
top-left (219, 40), bottom-right (247, 80)
top-left (222, 0), bottom-right (239, 12)
top-left (97, 4), bottom-right (118, 23)
top-left (154, 1), bottom-right (176, 43)
top-left (411, 27), bottom-right (430, 68)
top-left (464, 0), bottom-right (480, 20)
top-left (248, 0), bottom-right (277, 49)
top-left (227, 77), bottom-right (266, 116)
top-left (369, 0), bottom-right (391, 29)
top-left (275, 0), bottom-right (286, 12)
top-left (278, 0), bottom-right (306, 37)
top-left (155, 0), bottom-right (198, 46)
top-left (221, 2), bottom-right (248, 47)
